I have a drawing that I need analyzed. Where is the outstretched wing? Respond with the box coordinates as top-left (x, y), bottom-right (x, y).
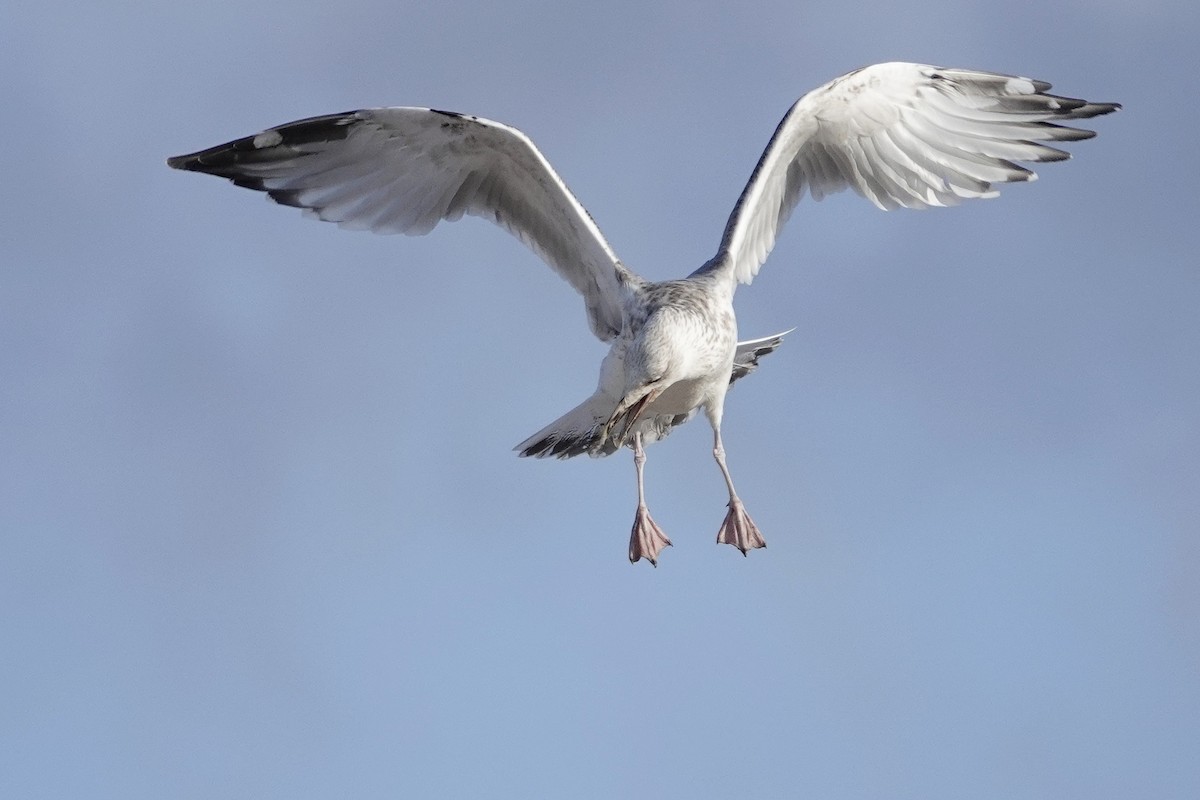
top-left (168, 108), bottom-right (631, 341)
top-left (712, 62), bottom-right (1119, 285)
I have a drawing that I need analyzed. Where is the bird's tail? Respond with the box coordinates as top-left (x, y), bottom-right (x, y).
top-left (514, 390), bottom-right (619, 460)
top-left (730, 329), bottom-right (793, 385)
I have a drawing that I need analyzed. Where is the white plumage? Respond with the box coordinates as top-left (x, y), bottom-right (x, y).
top-left (168, 62), bottom-right (1117, 565)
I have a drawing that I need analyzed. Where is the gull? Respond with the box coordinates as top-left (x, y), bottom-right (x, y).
top-left (167, 62), bottom-right (1117, 566)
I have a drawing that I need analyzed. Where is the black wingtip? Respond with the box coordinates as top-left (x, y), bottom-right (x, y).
top-left (165, 110), bottom-right (363, 176)
top-left (166, 153), bottom-right (197, 171)
top-left (165, 140), bottom-right (246, 175)
top-left (1069, 101), bottom-right (1122, 120)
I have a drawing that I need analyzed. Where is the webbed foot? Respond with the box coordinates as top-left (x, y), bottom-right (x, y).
top-left (629, 505), bottom-right (672, 566)
top-left (715, 499), bottom-right (766, 556)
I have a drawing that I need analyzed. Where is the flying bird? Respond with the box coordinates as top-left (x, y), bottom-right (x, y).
top-left (168, 62), bottom-right (1117, 565)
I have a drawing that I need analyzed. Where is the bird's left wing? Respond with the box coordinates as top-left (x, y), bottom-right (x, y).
top-left (711, 62), bottom-right (1119, 285)
top-left (168, 108), bottom-right (630, 341)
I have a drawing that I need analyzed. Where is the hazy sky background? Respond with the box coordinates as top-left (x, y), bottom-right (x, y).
top-left (3, 1), bottom-right (1197, 797)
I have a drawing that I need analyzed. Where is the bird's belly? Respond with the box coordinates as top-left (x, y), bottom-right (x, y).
top-left (648, 376), bottom-right (719, 416)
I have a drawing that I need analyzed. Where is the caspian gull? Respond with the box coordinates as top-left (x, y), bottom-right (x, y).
top-left (167, 62), bottom-right (1118, 565)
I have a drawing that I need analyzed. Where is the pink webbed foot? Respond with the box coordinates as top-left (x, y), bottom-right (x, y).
top-left (716, 499), bottom-right (767, 556)
top-left (629, 505), bottom-right (672, 566)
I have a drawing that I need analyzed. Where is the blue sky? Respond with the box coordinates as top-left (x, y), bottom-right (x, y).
top-left (3, 1), bottom-right (1197, 797)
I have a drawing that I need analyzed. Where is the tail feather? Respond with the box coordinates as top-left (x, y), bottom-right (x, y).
top-left (730, 329), bottom-right (793, 384)
top-left (515, 391), bottom-right (619, 459)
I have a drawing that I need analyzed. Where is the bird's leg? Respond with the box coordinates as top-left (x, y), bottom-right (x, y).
top-left (628, 433), bottom-right (671, 566)
top-left (712, 427), bottom-right (766, 556)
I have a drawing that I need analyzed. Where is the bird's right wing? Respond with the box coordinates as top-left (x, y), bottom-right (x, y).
top-left (710, 62), bottom-right (1119, 286)
top-left (168, 108), bottom-right (632, 341)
